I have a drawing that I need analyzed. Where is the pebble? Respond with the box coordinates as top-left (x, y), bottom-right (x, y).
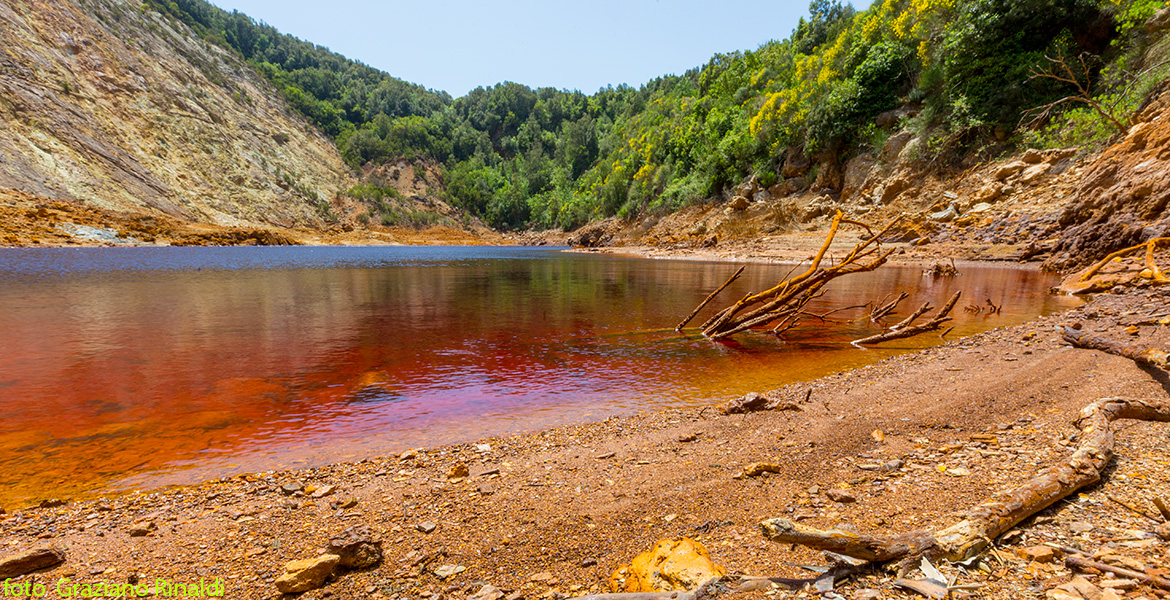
top-left (416, 522), bottom-right (437, 534)
top-left (1018, 545), bottom-right (1056, 563)
top-left (281, 482), bottom-right (304, 495)
top-left (448, 463), bottom-right (470, 480)
top-left (468, 584), bottom-right (505, 600)
top-left (310, 485), bottom-right (337, 499)
top-left (127, 520), bottom-right (157, 537)
top-left (433, 564), bottom-right (465, 579)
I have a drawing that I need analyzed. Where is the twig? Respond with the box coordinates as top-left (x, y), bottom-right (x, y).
top-left (1066, 555), bottom-right (1170, 590)
top-left (1154, 496), bottom-right (1170, 522)
top-left (1108, 495), bottom-right (1163, 523)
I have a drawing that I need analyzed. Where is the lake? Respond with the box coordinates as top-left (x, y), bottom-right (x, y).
top-left (0, 246), bottom-right (1076, 507)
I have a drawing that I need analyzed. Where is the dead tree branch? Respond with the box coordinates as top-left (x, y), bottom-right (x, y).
top-left (677, 266), bottom-right (746, 331)
top-left (698, 212), bottom-right (901, 340)
top-left (1021, 53), bottom-right (1127, 134)
top-left (871, 291), bottom-right (909, 322)
top-left (851, 291), bottom-right (961, 347)
top-left (1075, 237), bottom-right (1170, 284)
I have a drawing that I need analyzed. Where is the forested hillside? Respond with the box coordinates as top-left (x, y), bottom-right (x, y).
top-left (145, 0), bottom-right (1168, 231)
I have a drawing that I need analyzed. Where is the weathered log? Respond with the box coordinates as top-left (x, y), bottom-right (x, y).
top-left (760, 395), bottom-right (1170, 566)
top-left (851, 291), bottom-right (961, 347)
top-left (677, 266), bottom-right (745, 331)
top-left (1060, 326), bottom-right (1170, 368)
top-left (1155, 496), bottom-right (1170, 521)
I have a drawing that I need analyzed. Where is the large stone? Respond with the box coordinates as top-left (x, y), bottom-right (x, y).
top-left (1018, 162), bottom-right (1051, 185)
top-left (877, 177), bottom-right (909, 204)
top-left (327, 525), bottom-right (382, 569)
top-left (1022, 148), bottom-right (1044, 164)
top-left (1146, 6), bottom-right (1170, 33)
top-left (881, 131), bottom-right (914, 163)
top-left (975, 182), bottom-right (1004, 203)
top-left (608, 538), bottom-right (725, 593)
top-left (994, 161), bottom-right (1027, 181)
top-left (0, 545), bottom-right (66, 578)
top-left (842, 154), bottom-right (877, 200)
top-left (728, 195), bottom-right (750, 210)
top-left (274, 554), bottom-right (339, 594)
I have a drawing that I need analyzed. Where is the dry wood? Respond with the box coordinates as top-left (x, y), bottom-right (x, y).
top-left (1077, 237), bottom-right (1170, 283)
top-left (699, 212), bottom-right (900, 340)
top-left (1060, 326), bottom-right (1170, 369)
top-left (761, 395), bottom-right (1170, 567)
top-left (871, 291), bottom-right (909, 321)
top-left (851, 292), bottom-right (961, 347)
top-left (677, 266), bottom-right (745, 331)
top-left (1108, 495), bottom-right (1163, 523)
top-left (1155, 496), bottom-right (1170, 522)
top-left (1065, 555), bottom-right (1170, 590)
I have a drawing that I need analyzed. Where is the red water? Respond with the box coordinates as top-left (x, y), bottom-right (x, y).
top-left (0, 247), bottom-right (1077, 507)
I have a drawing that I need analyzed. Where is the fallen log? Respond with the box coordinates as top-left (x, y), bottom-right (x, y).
top-left (851, 291), bottom-right (961, 347)
top-left (1060, 326), bottom-right (1170, 369)
top-left (761, 395), bottom-right (1170, 569)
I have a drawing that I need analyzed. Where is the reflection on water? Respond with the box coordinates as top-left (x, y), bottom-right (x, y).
top-left (0, 246), bottom-right (1077, 506)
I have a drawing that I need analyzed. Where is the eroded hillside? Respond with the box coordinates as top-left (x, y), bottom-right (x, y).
top-left (0, 0), bottom-right (351, 229)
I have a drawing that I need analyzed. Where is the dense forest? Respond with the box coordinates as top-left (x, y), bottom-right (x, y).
top-left (143, 0), bottom-right (1167, 230)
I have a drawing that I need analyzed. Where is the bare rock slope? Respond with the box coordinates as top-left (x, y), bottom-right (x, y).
top-left (0, 0), bottom-right (352, 228)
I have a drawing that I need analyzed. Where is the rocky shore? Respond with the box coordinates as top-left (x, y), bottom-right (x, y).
top-left (2, 273), bottom-right (1168, 599)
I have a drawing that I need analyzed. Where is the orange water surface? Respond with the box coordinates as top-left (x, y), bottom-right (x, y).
top-left (0, 246), bottom-right (1077, 507)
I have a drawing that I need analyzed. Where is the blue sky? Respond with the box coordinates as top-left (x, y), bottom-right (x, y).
top-left (212, 0), bottom-right (859, 97)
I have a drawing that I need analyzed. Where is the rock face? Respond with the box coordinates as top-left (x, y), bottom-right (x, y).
top-left (1045, 92), bottom-right (1170, 271)
top-left (0, 0), bottom-right (351, 228)
top-left (274, 554), bottom-right (339, 594)
top-left (0, 545), bottom-right (66, 578)
top-left (608, 538), bottom-right (725, 593)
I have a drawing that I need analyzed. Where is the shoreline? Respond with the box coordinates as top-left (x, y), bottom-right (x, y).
top-left (2, 282), bottom-right (1167, 599)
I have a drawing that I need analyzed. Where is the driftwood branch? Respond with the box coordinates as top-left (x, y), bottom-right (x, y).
top-left (851, 291), bottom-right (961, 347)
top-left (698, 212), bottom-right (901, 340)
top-left (871, 291), bottom-right (909, 322)
top-left (677, 266), bottom-right (745, 331)
top-left (1076, 237), bottom-right (1170, 283)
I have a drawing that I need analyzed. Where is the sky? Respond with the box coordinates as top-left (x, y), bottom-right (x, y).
top-left (213, 0), bottom-right (863, 98)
